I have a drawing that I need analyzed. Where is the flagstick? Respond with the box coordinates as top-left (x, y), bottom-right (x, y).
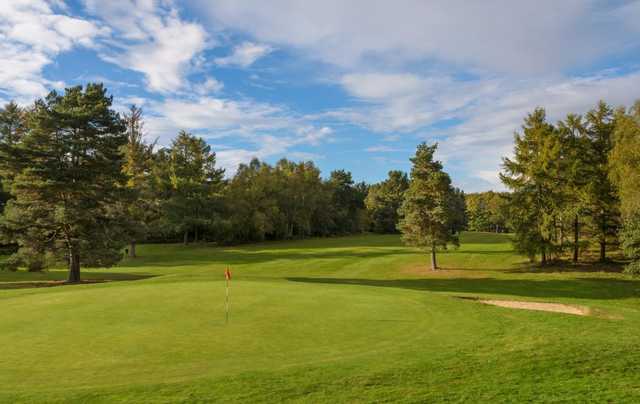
top-left (225, 273), bottom-right (230, 324)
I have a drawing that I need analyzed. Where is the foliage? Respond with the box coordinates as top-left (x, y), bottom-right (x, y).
top-left (583, 101), bottom-right (621, 261)
top-left (120, 105), bottom-right (158, 257)
top-left (0, 84), bottom-right (129, 281)
top-left (365, 170), bottom-right (409, 233)
top-left (501, 108), bottom-right (564, 263)
top-left (611, 102), bottom-right (640, 273)
top-left (620, 214), bottom-right (640, 275)
top-left (398, 143), bottom-right (459, 269)
top-left (466, 191), bottom-right (508, 232)
top-left (157, 131), bottom-right (225, 244)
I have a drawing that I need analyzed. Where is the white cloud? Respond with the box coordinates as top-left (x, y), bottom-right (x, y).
top-left (140, 94), bottom-right (333, 173)
top-left (197, 77), bottom-right (224, 94)
top-left (215, 41), bottom-right (273, 67)
top-left (0, 0), bottom-right (106, 101)
top-left (436, 71), bottom-right (640, 191)
top-left (365, 145), bottom-right (402, 153)
top-left (84, 0), bottom-right (208, 93)
top-left (194, 0), bottom-right (636, 74)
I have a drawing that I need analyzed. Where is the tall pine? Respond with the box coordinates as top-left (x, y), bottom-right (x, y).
top-left (398, 143), bottom-right (459, 270)
top-left (0, 84), bottom-right (129, 281)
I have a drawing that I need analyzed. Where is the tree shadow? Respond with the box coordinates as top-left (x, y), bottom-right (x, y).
top-left (285, 276), bottom-right (640, 300)
top-left (119, 248), bottom-right (417, 268)
top-left (0, 272), bottom-right (155, 290)
top-left (505, 260), bottom-right (626, 274)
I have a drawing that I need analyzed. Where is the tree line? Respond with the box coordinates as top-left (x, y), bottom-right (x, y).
top-left (0, 84), bottom-right (468, 279)
top-left (500, 100), bottom-right (640, 274)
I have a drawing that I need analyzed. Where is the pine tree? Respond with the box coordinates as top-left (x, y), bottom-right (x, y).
top-left (162, 131), bottom-right (224, 244)
top-left (398, 143), bottom-right (459, 270)
top-left (501, 108), bottom-right (564, 264)
top-left (557, 113), bottom-right (590, 263)
top-left (584, 101), bottom-right (620, 261)
top-left (610, 101), bottom-right (640, 274)
top-left (121, 105), bottom-right (157, 257)
top-left (365, 170), bottom-right (409, 233)
top-left (0, 84), bottom-right (128, 282)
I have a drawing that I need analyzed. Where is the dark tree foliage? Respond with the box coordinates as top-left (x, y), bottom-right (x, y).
top-left (611, 101), bottom-right (640, 274)
top-left (584, 102), bottom-right (620, 261)
top-left (0, 84), bottom-right (129, 281)
top-left (501, 108), bottom-right (564, 264)
top-left (157, 131), bottom-right (225, 244)
top-left (398, 143), bottom-right (459, 270)
top-left (365, 170), bottom-right (409, 233)
top-left (466, 191), bottom-right (509, 233)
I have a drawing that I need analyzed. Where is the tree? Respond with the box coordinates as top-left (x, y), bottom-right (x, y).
top-left (501, 108), bottom-right (564, 264)
top-left (556, 113), bottom-right (591, 263)
top-left (162, 131), bottom-right (224, 244)
top-left (0, 102), bottom-right (25, 215)
top-left (610, 101), bottom-right (640, 274)
top-left (121, 105), bottom-right (157, 257)
top-left (365, 170), bottom-right (409, 233)
top-left (584, 101), bottom-right (620, 261)
top-left (0, 84), bottom-right (128, 282)
top-left (466, 191), bottom-right (508, 233)
top-left (327, 170), bottom-right (367, 234)
top-left (398, 143), bottom-right (459, 270)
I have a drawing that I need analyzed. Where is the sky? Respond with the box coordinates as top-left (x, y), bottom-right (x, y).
top-left (1, 0), bottom-right (640, 192)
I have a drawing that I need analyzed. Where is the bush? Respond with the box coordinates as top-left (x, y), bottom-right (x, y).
top-left (621, 214), bottom-right (640, 276)
top-left (0, 254), bottom-right (21, 272)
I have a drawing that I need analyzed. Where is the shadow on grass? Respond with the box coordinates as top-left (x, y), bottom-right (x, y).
top-left (506, 260), bottom-right (626, 274)
top-left (285, 276), bottom-right (640, 300)
top-left (0, 272), bottom-right (155, 290)
top-left (119, 248), bottom-right (417, 268)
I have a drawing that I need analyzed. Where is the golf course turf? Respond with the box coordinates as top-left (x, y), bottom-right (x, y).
top-left (1, 232), bottom-right (639, 403)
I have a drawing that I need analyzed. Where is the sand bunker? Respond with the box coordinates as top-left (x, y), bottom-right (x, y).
top-left (480, 300), bottom-right (589, 316)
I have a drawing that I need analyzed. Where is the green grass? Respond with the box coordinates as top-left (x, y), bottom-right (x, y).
top-left (1, 232), bottom-right (639, 403)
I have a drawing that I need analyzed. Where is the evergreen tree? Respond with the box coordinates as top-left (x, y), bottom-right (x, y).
top-left (365, 170), bottom-right (409, 233)
top-left (501, 108), bottom-right (564, 264)
top-left (557, 113), bottom-right (590, 263)
top-left (162, 131), bottom-right (224, 244)
top-left (398, 143), bottom-right (459, 270)
top-left (610, 101), bottom-right (640, 274)
top-left (584, 101), bottom-right (620, 261)
top-left (0, 102), bottom-right (26, 215)
top-left (121, 105), bottom-right (157, 257)
top-left (328, 170), bottom-right (367, 234)
top-left (0, 84), bottom-right (128, 281)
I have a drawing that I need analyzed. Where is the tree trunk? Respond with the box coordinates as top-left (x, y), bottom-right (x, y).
top-left (430, 243), bottom-right (437, 271)
top-left (183, 230), bottom-right (188, 245)
top-left (68, 253), bottom-right (80, 283)
top-left (129, 241), bottom-right (137, 258)
top-left (541, 248), bottom-right (547, 266)
top-left (573, 215), bottom-right (579, 264)
top-left (194, 227), bottom-right (199, 243)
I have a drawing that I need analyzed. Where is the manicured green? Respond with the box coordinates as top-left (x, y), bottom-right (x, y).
top-left (1, 232), bottom-right (639, 403)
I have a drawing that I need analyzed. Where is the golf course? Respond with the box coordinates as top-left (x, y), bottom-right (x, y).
top-left (1, 232), bottom-right (639, 403)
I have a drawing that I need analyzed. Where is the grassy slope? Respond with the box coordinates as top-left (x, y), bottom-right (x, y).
top-left (0, 233), bottom-right (639, 403)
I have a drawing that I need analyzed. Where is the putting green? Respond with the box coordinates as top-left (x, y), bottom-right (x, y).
top-left (1, 233), bottom-right (639, 402)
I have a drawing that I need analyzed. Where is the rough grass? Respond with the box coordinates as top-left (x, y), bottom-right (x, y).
top-left (1, 232), bottom-right (639, 403)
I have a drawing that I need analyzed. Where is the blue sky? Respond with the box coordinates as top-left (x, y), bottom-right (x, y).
top-left (2, 0), bottom-right (640, 191)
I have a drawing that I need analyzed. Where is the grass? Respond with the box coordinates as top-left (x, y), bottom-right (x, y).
top-left (0, 232), bottom-right (639, 403)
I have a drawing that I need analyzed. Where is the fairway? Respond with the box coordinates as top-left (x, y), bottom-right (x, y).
top-left (1, 232), bottom-right (640, 403)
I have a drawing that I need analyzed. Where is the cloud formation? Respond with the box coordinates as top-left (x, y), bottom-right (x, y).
top-left (0, 0), bottom-right (105, 100)
top-left (215, 42), bottom-right (273, 68)
top-left (84, 0), bottom-right (208, 93)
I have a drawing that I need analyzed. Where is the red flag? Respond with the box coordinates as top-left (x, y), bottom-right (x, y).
top-left (225, 268), bottom-right (232, 281)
